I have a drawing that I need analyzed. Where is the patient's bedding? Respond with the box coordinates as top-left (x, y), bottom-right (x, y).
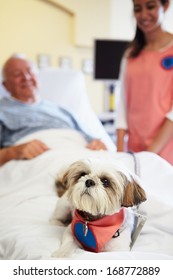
top-left (0, 129), bottom-right (173, 260)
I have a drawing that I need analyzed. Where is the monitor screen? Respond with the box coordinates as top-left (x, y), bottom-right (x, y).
top-left (93, 39), bottom-right (129, 80)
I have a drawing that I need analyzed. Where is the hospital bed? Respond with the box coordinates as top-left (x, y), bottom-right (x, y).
top-left (0, 68), bottom-right (173, 260)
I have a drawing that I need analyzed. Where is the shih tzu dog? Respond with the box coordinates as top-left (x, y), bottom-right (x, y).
top-left (51, 159), bottom-right (147, 258)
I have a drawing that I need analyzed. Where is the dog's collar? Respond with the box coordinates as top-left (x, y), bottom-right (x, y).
top-left (71, 208), bottom-right (125, 253)
top-left (77, 210), bottom-right (105, 221)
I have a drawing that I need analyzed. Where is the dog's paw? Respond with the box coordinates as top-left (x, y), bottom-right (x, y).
top-left (51, 249), bottom-right (71, 259)
top-left (49, 218), bottom-right (65, 226)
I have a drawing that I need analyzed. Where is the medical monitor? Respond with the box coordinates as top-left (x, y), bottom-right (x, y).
top-left (94, 39), bottom-right (129, 80)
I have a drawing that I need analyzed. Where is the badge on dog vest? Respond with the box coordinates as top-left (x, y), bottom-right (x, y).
top-left (71, 208), bottom-right (125, 253)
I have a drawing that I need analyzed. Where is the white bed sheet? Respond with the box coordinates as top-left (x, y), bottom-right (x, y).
top-left (0, 129), bottom-right (173, 260)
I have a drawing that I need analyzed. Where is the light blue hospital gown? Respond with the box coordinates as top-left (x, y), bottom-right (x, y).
top-left (0, 97), bottom-right (94, 148)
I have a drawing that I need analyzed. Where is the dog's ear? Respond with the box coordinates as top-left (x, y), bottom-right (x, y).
top-left (55, 169), bottom-right (71, 197)
top-left (122, 177), bottom-right (147, 207)
top-left (55, 160), bottom-right (90, 197)
top-left (55, 160), bottom-right (86, 197)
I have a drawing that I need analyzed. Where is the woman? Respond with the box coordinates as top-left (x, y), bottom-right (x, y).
top-left (116, 0), bottom-right (173, 165)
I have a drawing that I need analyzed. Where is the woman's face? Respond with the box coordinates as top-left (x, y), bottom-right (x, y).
top-left (133, 0), bottom-right (168, 34)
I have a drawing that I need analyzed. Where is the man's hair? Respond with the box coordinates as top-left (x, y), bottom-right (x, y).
top-left (2, 54), bottom-right (38, 81)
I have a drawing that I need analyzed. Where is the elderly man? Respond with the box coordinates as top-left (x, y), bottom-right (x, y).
top-left (0, 56), bottom-right (107, 166)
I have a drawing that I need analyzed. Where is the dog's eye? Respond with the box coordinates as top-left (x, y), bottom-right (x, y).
top-left (101, 178), bottom-right (110, 187)
top-left (79, 172), bottom-right (87, 178)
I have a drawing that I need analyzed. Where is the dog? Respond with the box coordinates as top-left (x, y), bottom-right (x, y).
top-left (51, 159), bottom-right (147, 258)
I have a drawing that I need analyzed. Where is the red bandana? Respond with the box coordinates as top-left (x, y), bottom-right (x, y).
top-left (71, 208), bottom-right (125, 253)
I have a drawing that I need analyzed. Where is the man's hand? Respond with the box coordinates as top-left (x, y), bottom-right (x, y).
top-left (15, 139), bottom-right (50, 159)
top-left (86, 139), bottom-right (107, 150)
top-left (0, 139), bottom-right (49, 166)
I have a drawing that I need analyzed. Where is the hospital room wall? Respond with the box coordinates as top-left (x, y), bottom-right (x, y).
top-left (0, 0), bottom-right (173, 113)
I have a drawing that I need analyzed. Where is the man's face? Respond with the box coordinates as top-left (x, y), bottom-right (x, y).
top-left (3, 58), bottom-right (38, 103)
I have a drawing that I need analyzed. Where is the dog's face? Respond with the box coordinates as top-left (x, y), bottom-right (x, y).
top-left (56, 160), bottom-right (146, 216)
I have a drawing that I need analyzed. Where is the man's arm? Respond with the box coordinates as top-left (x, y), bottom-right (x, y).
top-left (0, 140), bottom-right (49, 166)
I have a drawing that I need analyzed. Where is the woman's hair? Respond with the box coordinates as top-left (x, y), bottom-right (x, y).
top-left (128, 0), bottom-right (169, 58)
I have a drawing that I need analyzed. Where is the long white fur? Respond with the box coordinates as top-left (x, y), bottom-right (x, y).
top-left (51, 159), bottom-right (146, 258)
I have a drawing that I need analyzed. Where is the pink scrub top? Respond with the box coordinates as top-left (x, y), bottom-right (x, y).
top-left (125, 45), bottom-right (173, 164)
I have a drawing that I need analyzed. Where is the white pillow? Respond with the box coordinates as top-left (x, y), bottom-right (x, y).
top-left (37, 68), bottom-right (115, 150)
top-left (0, 71), bottom-right (9, 98)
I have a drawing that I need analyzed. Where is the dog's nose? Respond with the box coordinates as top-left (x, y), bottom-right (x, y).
top-left (85, 179), bottom-right (95, 188)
